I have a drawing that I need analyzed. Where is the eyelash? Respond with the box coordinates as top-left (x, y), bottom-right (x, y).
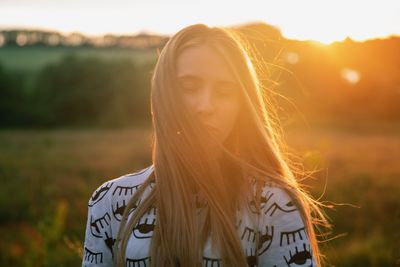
top-left (84, 247), bottom-right (103, 264)
top-left (90, 212), bottom-right (111, 238)
top-left (203, 256), bottom-right (222, 266)
top-left (283, 243), bottom-right (313, 266)
top-left (241, 226), bottom-right (257, 242)
top-left (280, 227), bottom-right (306, 246)
top-left (113, 184), bottom-right (141, 196)
top-left (126, 256), bottom-right (151, 267)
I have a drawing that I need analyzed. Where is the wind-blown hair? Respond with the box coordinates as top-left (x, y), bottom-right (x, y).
top-left (114, 23), bottom-right (330, 267)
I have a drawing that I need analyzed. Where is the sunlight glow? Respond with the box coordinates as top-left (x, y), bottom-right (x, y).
top-left (0, 0), bottom-right (398, 43)
top-left (286, 52), bottom-right (299, 65)
top-left (341, 68), bottom-right (361, 85)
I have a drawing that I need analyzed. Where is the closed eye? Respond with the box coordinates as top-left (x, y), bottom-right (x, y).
top-left (132, 208), bottom-right (156, 239)
top-left (90, 212), bottom-right (111, 238)
top-left (89, 182), bottom-right (113, 206)
top-left (280, 227), bottom-right (306, 246)
top-left (112, 184), bottom-right (140, 196)
top-left (126, 256), bottom-right (151, 266)
top-left (178, 76), bottom-right (202, 91)
top-left (84, 247), bottom-right (103, 264)
top-left (203, 256), bottom-right (221, 266)
top-left (265, 200), bottom-right (297, 216)
top-left (112, 198), bottom-right (139, 221)
top-left (283, 243), bottom-right (313, 266)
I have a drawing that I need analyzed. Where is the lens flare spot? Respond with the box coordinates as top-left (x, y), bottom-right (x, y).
top-left (341, 68), bottom-right (360, 85)
top-left (286, 52), bottom-right (299, 64)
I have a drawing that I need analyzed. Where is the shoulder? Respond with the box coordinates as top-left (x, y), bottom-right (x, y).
top-left (257, 182), bottom-right (316, 266)
top-left (254, 180), bottom-right (310, 248)
top-left (82, 166), bottom-right (154, 266)
top-left (258, 182), bottom-right (305, 227)
top-left (87, 164), bottom-right (154, 210)
top-left (260, 183), bottom-right (298, 217)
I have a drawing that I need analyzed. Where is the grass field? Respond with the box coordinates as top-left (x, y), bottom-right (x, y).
top-left (0, 120), bottom-right (399, 266)
top-left (0, 46), bottom-right (157, 73)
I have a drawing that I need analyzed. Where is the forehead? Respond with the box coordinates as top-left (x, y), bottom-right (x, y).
top-left (176, 45), bottom-right (237, 83)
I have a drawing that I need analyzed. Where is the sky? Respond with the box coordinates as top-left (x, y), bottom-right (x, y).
top-left (0, 0), bottom-right (399, 44)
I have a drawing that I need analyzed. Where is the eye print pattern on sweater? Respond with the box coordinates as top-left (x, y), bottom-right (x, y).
top-left (280, 227), bottom-right (306, 246)
top-left (279, 227), bottom-right (313, 266)
top-left (84, 247), bottom-right (103, 264)
top-left (83, 167), bottom-right (315, 267)
top-left (257, 225), bottom-right (274, 255)
top-left (90, 212), bottom-right (111, 238)
top-left (241, 226), bottom-right (257, 242)
top-left (113, 184), bottom-right (140, 196)
top-left (112, 184), bottom-right (142, 221)
top-left (248, 190), bottom-right (274, 214)
top-left (88, 182), bottom-right (113, 207)
top-left (283, 243), bottom-right (313, 267)
top-left (239, 221), bottom-right (274, 262)
top-left (126, 256), bottom-right (151, 267)
top-left (111, 167), bottom-right (154, 221)
top-left (132, 206), bottom-right (156, 239)
top-left (203, 256), bottom-right (222, 267)
top-left (264, 199), bottom-right (297, 216)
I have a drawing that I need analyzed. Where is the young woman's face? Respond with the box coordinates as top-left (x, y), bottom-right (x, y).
top-left (176, 44), bottom-right (241, 145)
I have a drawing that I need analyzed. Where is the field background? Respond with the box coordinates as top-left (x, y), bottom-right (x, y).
top-left (0, 29), bottom-right (399, 266)
top-left (1, 121), bottom-right (399, 266)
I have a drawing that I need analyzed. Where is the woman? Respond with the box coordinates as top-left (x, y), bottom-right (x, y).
top-left (82, 23), bottom-right (330, 267)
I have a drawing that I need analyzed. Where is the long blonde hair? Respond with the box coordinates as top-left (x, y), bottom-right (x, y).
top-left (115, 23), bottom-right (330, 267)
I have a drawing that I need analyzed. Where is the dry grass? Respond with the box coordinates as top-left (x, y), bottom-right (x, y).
top-left (0, 122), bottom-right (398, 266)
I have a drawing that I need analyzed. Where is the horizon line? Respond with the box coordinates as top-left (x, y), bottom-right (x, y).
top-left (1, 24), bottom-right (399, 46)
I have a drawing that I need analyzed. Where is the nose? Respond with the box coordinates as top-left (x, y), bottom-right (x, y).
top-left (196, 87), bottom-right (215, 117)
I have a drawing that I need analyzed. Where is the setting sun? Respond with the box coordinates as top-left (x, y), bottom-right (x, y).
top-left (0, 0), bottom-right (398, 43)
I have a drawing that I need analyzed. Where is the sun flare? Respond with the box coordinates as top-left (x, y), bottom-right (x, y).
top-left (0, 0), bottom-right (398, 43)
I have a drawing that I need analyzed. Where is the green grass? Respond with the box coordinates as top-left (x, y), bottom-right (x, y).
top-left (0, 46), bottom-right (157, 72)
top-left (0, 122), bottom-right (399, 266)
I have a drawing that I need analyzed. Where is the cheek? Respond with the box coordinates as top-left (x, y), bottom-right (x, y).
top-left (220, 98), bottom-right (241, 132)
top-left (180, 94), bottom-right (197, 112)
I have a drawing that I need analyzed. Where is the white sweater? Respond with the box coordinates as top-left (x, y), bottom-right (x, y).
top-left (82, 165), bottom-right (316, 267)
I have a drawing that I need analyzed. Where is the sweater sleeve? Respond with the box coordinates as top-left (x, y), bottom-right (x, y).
top-left (257, 186), bottom-right (316, 267)
top-left (82, 181), bottom-right (115, 267)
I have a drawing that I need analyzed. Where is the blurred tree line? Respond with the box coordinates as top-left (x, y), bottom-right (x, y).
top-left (0, 55), bottom-right (155, 128)
top-left (1, 22), bottom-right (399, 128)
